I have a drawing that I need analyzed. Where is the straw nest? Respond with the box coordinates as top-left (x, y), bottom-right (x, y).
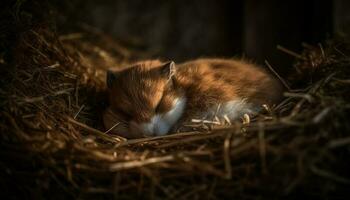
top-left (1, 25), bottom-right (350, 199)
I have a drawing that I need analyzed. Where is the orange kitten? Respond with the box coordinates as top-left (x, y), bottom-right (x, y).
top-left (103, 58), bottom-right (283, 138)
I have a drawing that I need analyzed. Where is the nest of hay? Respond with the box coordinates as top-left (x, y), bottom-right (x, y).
top-left (1, 18), bottom-right (350, 200)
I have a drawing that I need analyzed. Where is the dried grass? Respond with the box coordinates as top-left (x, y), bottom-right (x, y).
top-left (1, 26), bottom-right (350, 200)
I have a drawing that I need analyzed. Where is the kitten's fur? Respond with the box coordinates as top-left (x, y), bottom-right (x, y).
top-left (104, 59), bottom-right (283, 138)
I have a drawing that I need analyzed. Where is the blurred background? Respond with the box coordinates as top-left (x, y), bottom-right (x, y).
top-left (51, 0), bottom-right (350, 76)
top-left (2, 0), bottom-right (350, 76)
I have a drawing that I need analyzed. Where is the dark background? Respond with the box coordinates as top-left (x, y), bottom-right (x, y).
top-left (2, 0), bottom-right (350, 76)
top-left (53, 0), bottom-right (350, 76)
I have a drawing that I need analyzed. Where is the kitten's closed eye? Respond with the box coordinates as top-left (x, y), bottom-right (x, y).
top-left (111, 107), bottom-right (132, 121)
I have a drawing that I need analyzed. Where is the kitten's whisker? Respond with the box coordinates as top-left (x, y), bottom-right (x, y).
top-left (104, 122), bottom-right (121, 134)
top-left (223, 115), bottom-right (231, 125)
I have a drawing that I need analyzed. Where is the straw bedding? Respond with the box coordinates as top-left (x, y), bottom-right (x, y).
top-left (1, 7), bottom-right (350, 200)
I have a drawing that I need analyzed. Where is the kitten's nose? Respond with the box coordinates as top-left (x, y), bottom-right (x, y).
top-left (130, 117), bottom-right (171, 137)
top-left (141, 117), bottom-right (170, 136)
top-left (129, 121), bottom-right (154, 136)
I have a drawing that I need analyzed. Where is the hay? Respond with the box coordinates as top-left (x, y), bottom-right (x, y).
top-left (1, 23), bottom-right (350, 200)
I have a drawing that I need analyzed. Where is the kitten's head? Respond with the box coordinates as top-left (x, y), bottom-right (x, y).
top-left (105, 60), bottom-right (185, 137)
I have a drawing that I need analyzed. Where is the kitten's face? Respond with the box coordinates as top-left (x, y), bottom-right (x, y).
top-left (106, 60), bottom-right (185, 137)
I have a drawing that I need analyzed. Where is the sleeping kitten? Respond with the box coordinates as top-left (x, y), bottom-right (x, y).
top-left (103, 59), bottom-right (283, 138)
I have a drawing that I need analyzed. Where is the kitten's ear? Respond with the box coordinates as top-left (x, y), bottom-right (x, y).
top-left (161, 61), bottom-right (176, 80)
top-left (107, 70), bottom-right (118, 88)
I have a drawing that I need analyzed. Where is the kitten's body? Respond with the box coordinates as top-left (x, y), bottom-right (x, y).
top-left (104, 59), bottom-right (283, 138)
